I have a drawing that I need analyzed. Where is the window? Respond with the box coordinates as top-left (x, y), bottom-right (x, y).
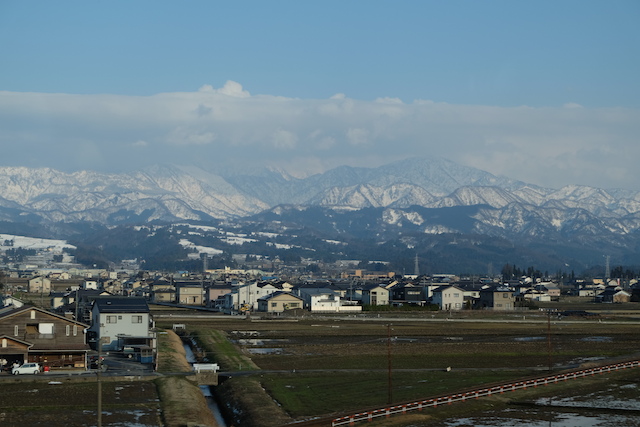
top-left (39, 323), bottom-right (54, 334)
top-left (73, 325), bottom-right (78, 336)
top-left (289, 303), bottom-right (300, 308)
top-left (503, 293), bottom-right (509, 298)
top-left (271, 302), bottom-right (278, 308)
top-left (454, 293), bottom-right (460, 298)
top-left (132, 315), bottom-right (143, 324)
top-left (66, 325), bottom-right (70, 336)
top-left (106, 315), bottom-right (117, 324)
top-left (14, 325), bottom-right (18, 336)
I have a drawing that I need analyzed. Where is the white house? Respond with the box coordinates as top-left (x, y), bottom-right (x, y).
top-left (88, 296), bottom-right (155, 356)
top-left (431, 285), bottom-right (465, 311)
top-left (297, 288), bottom-right (361, 313)
top-left (361, 284), bottom-right (390, 306)
top-left (227, 280), bottom-right (293, 312)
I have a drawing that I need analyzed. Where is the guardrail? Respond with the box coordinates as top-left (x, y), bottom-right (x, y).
top-left (331, 360), bottom-right (640, 426)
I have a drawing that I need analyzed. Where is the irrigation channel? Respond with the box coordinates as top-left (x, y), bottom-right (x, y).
top-left (183, 340), bottom-right (228, 427)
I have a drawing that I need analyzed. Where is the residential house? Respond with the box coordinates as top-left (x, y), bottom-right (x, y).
top-left (82, 279), bottom-right (99, 290)
top-left (361, 284), bottom-right (390, 306)
top-left (228, 280), bottom-right (293, 312)
top-left (596, 287), bottom-right (631, 303)
top-left (87, 297), bottom-right (155, 363)
top-left (0, 305), bottom-right (90, 369)
top-left (431, 285), bottom-right (465, 311)
top-left (28, 276), bottom-right (51, 293)
top-left (175, 283), bottom-right (205, 306)
top-left (205, 283), bottom-right (234, 307)
top-left (296, 288), bottom-right (361, 313)
top-left (476, 286), bottom-right (515, 311)
top-left (389, 282), bottom-right (424, 304)
top-left (152, 287), bottom-right (176, 303)
top-left (535, 283), bottom-right (561, 298)
top-left (257, 291), bottom-right (304, 313)
top-left (1, 295), bottom-right (25, 308)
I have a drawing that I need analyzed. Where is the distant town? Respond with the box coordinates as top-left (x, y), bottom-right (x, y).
top-left (1, 231), bottom-right (638, 374)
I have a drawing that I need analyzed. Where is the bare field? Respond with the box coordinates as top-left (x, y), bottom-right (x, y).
top-left (158, 310), bottom-right (640, 424)
top-left (0, 378), bottom-right (161, 427)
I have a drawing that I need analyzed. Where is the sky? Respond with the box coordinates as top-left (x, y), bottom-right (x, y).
top-left (1, 1), bottom-right (639, 190)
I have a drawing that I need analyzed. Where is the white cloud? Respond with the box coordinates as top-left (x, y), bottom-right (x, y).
top-left (0, 85), bottom-right (639, 190)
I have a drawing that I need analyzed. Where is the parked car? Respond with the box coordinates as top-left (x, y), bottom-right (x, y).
top-left (12, 362), bottom-right (41, 375)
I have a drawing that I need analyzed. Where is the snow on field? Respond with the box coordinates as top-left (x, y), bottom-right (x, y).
top-left (178, 239), bottom-right (223, 255)
top-left (253, 232), bottom-right (280, 238)
top-left (223, 236), bottom-right (258, 245)
top-left (0, 234), bottom-right (75, 250)
top-left (323, 239), bottom-right (346, 245)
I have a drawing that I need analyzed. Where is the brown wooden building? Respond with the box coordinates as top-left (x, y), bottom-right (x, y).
top-left (0, 306), bottom-right (91, 370)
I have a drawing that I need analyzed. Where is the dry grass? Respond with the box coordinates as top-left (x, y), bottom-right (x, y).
top-left (155, 376), bottom-right (219, 427)
top-left (156, 329), bottom-right (192, 373)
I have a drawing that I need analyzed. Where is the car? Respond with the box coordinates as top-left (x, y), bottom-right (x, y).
top-left (12, 362), bottom-right (41, 375)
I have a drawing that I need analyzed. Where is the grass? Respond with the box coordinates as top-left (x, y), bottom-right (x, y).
top-left (151, 309), bottom-right (640, 425)
top-left (154, 376), bottom-right (218, 427)
top-left (156, 329), bottom-right (192, 373)
top-left (188, 325), bottom-right (259, 371)
top-left (261, 369), bottom-right (537, 417)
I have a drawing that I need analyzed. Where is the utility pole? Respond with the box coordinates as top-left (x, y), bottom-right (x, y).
top-left (387, 324), bottom-right (393, 405)
top-left (546, 311), bottom-right (552, 372)
top-left (97, 339), bottom-right (102, 427)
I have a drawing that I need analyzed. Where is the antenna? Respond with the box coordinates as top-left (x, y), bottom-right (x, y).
top-left (414, 253), bottom-right (419, 276)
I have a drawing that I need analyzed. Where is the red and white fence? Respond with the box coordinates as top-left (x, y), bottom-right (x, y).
top-left (331, 360), bottom-right (640, 426)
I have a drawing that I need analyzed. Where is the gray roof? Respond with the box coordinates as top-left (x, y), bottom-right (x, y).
top-left (93, 297), bottom-right (149, 313)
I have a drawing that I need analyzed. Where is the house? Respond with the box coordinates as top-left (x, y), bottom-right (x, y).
top-left (389, 282), bottom-right (424, 304)
top-left (361, 284), bottom-right (390, 306)
top-left (535, 283), bottom-right (561, 298)
top-left (151, 287), bottom-right (176, 303)
top-left (1, 295), bottom-right (25, 308)
top-left (521, 289), bottom-right (552, 302)
top-left (0, 305), bottom-right (90, 370)
top-left (476, 286), bottom-right (515, 311)
top-left (431, 285), bottom-right (465, 311)
top-left (175, 283), bottom-right (205, 306)
top-left (87, 297), bottom-right (155, 363)
top-left (257, 292), bottom-right (304, 313)
top-left (226, 280), bottom-right (293, 312)
top-left (28, 276), bottom-right (51, 293)
top-left (205, 283), bottom-right (234, 307)
top-left (596, 288), bottom-right (631, 303)
top-left (296, 288), bottom-right (361, 313)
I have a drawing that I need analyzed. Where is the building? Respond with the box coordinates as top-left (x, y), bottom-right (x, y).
top-left (87, 297), bottom-right (155, 363)
top-left (361, 284), bottom-right (390, 306)
top-left (257, 291), bottom-right (304, 313)
top-left (0, 305), bottom-right (90, 370)
top-left (28, 276), bottom-right (51, 293)
top-left (476, 286), bottom-right (515, 311)
top-left (431, 285), bottom-right (465, 310)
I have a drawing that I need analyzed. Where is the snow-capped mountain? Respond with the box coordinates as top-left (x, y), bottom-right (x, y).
top-left (3, 157), bottom-right (640, 271)
top-left (1, 157), bottom-right (640, 248)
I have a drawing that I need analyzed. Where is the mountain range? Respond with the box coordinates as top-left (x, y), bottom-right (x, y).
top-left (1, 157), bottom-right (639, 273)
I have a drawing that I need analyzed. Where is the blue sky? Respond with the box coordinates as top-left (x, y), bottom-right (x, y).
top-left (1, 1), bottom-right (639, 190)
